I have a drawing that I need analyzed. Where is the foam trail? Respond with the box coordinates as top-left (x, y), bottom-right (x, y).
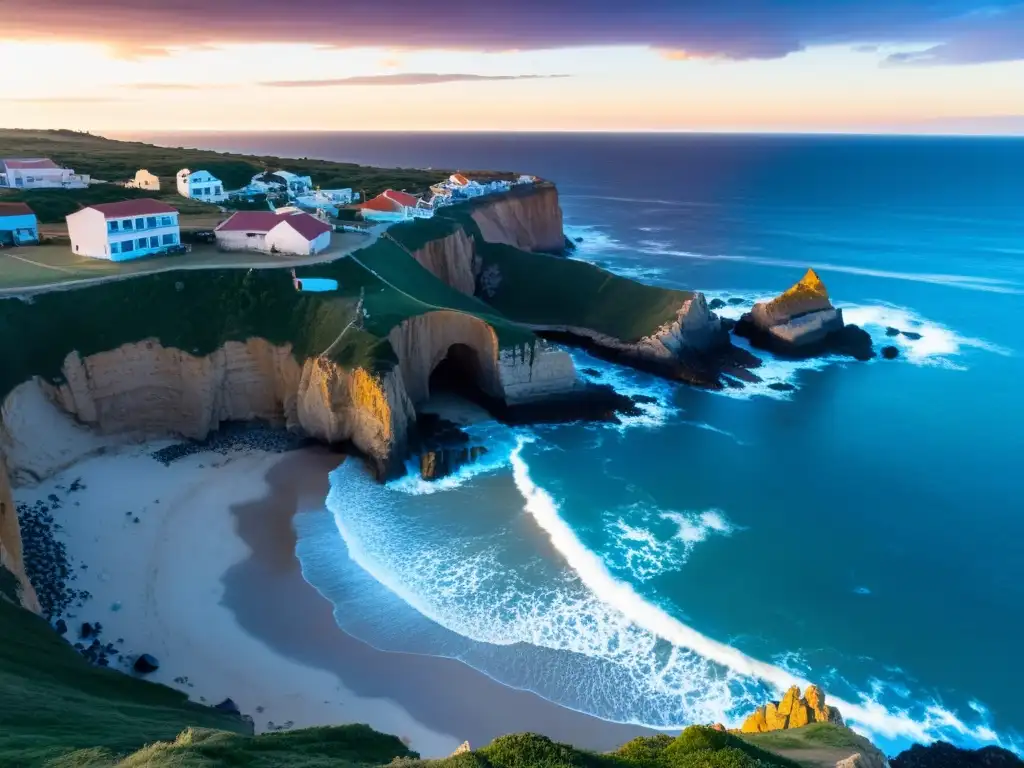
top-left (508, 435), bottom-right (999, 745)
top-left (636, 246), bottom-right (1023, 295)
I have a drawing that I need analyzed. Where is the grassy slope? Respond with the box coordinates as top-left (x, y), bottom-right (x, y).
top-left (0, 598), bottom-right (248, 767)
top-left (0, 129), bottom-right (453, 200)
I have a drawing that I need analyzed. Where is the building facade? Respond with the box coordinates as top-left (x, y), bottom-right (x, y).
top-left (66, 199), bottom-right (181, 261)
top-left (0, 158), bottom-right (89, 189)
top-left (213, 210), bottom-right (332, 256)
top-left (176, 169), bottom-right (227, 203)
top-left (126, 169), bottom-right (160, 191)
top-left (0, 203), bottom-right (39, 245)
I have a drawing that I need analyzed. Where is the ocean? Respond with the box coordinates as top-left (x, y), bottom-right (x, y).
top-left (137, 132), bottom-right (1024, 754)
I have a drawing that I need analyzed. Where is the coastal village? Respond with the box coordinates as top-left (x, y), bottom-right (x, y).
top-left (0, 149), bottom-right (538, 286)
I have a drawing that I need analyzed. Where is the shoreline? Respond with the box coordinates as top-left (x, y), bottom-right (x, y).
top-left (16, 441), bottom-right (652, 758)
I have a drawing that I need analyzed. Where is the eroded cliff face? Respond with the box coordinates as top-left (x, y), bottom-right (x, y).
top-left (470, 185), bottom-right (565, 254)
top-left (411, 231), bottom-right (477, 297)
top-left (0, 453), bottom-right (39, 612)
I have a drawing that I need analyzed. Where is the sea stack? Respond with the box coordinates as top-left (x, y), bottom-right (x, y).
top-left (733, 269), bottom-right (874, 360)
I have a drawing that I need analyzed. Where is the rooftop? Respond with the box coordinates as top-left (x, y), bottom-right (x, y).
top-left (83, 199), bottom-right (180, 219)
top-left (0, 202), bottom-right (34, 217)
top-left (3, 158), bottom-right (60, 171)
top-left (215, 210), bottom-right (332, 241)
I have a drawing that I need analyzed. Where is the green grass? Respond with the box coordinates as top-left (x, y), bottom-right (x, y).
top-left (0, 596), bottom-right (248, 767)
top-left (741, 724), bottom-right (870, 753)
top-left (0, 185), bottom-right (219, 224)
top-left (0, 129), bottom-right (462, 202)
top-left (471, 242), bottom-right (692, 343)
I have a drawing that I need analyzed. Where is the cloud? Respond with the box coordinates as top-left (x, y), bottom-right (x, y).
top-left (261, 73), bottom-right (570, 87)
top-left (126, 83), bottom-right (223, 90)
top-left (1, 97), bottom-right (127, 103)
top-left (3, 0), bottom-right (1024, 65)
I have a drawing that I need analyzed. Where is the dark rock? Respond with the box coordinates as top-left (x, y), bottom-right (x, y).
top-left (580, 368), bottom-right (602, 378)
top-left (768, 382), bottom-right (796, 392)
top-left (80, 622), bottom-right (94, 639)
top-left (885, 326), bottom-right (901, 337)
top-left (215, 698), bottom-right (241, 715)
top-left (720, 317), bottom-right (737, 333)
top-left (133, 653), bottom-right (160, 674)
top-left (831, 325), bottom-right (875, 361)
top-left (55, 619), bottom-right (67, 635)
top-left (709, 298), bottom-right (727, 310)
top-left (902, 331), bottom-right (922, 340)
top-left (891, 741), bottom-right (1024, 768)
top-left (881, 346), bottom-right (899, 360)
top-left (727, 297), bottom-right (746, 305)
top-left (575, 236), bottom-right (584, 243)
top-left (631, 394), bottom-right (659, 405)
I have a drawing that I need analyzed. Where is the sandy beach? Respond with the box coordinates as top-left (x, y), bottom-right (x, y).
top-left (15, 440), bottom-right (650, 759)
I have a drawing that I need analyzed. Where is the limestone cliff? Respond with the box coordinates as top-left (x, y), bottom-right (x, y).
top-left (1, 453), bottom-right (39, 612)
top-left (410, 231), bottom-right (477, 297)
top-left (470, 184), bottom-right (565, 254)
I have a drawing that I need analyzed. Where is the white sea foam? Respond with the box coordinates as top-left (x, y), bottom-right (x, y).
top-left (635, 245), bottom-right (1024, 295)
top-left (604, 505), bottom-right (736, 581)
top-left (571, 350), bottom-right (680, 429)
top-left (506, 435), bottom-right (1011, 747)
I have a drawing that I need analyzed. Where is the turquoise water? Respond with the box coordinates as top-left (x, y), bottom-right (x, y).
top-left (178, 133), bottom-right (1024, 755)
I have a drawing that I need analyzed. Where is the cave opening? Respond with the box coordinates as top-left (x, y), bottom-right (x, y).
top-left (426, 343), bottom-right (503, 416)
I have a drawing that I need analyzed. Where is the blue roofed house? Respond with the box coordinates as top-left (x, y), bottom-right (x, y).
top-left (0, 202), bottom-right (40, 245)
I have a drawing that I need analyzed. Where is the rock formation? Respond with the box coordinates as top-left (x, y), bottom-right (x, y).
top-left (470, 184), bottom-right (565, 254)
top-left (891, 742), bottom-right (1023, 768)
top-left (733, 269), bottom-right (874, 360)
top-left (741, 685), bottom-right (844, 733)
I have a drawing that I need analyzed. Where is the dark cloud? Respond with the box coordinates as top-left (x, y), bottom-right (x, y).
top-left (2, 0), bottom-right (1023, 65)
top-left (261, 73), bottom-right (569, 87)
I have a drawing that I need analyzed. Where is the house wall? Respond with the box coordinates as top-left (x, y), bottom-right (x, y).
top-left (0, 214), bottom-right (39, 244)
top-left (214, 229), bottom-right (268, 252)
top-left (68, 210), bottom-right (180, 261)
top-left (66, 208), bottom-right (110, 259)
top-left (2, 167), bottom-right (87, 190)
top-left (266, 222), bottom-right (315, 255)
top-left (127, 170), bottom-right (160, 191)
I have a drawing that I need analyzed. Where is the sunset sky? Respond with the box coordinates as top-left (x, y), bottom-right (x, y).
top-left (1, 0), bottom-right (1023, 133)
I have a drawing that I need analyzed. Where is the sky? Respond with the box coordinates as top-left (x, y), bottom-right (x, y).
top-left (0, 0), bottom-right (1023, 133)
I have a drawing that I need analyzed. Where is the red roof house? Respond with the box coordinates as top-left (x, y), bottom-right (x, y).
top-left (214, 210), bottom-right (333, 255)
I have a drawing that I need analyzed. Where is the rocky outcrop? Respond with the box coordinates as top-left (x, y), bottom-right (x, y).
top-left (892, 742), bottom-right (1023, 768)
top-left (741, 685), bottom-right (844, 734)
top-left (838, 753), bottom-right (890, 768)
top-left (734, 270), bottom-right (874, 360)
top-left (470, 184), bottom-right (565, 254)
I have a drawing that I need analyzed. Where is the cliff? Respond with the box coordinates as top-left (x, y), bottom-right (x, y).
top-left (469, 183), bottom-right (566, 253)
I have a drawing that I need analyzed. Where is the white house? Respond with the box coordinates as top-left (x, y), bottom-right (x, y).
top-left (176, 168), bottom-right (227, 203)
top-left (213, 210), bottom-right (332, 256)
top-left (358, 189), bottom-right (433, 222)
top-left (0, 158), bottom-right (89, 189)
top-left (0, 202), bottom-right (39, 246)
top-left (266, 170), bottom-right (314, 196)
top-left (66, 199), bottom-right (181, 261)
top-left (126, 169), bottom-right (160, 191)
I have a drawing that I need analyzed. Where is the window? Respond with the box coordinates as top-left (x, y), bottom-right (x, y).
top-left (160, 216), bottom-right (172, 226)
top-left (215, 186), bottom-right (222, 195)
top-left (108, 220), bottom-right (120, 233)
top-left (202, 187), bottom-right (210, 196)
top-left (121, 240), bottom-right (134, 253)
top-left (149, 236), bottom-right (158, 248)
top-left (138, 238), bottom-right (148, 249)
top-left (123, 219), bottom-right (133, 231)
top-left (146, 216), bottom-right (157, 228)
top-left (110, 242), bottom-right (120, 254)
top-left (135, 217), bottom-right (145, 230)
top-left (162, 233), bottom-right (175, 245)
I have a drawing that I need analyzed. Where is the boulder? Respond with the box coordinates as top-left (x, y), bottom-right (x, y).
top-left (450, 741), bottom-right (472, 757)
top-left (765, 702), bottom-right (788, 730)
top-left (733, 270), bottom-right (874, 360)
top-left (886, 327), bottom-right (901, 337)
top-left (740, 707), bottom-right (768, 733)
top-left (777, 686), bottom-right (801, 716)
top-left (882, 346), bottom-right (899, 359)
top-left (902, 331), bottom-right (922, 340)
top-left (55, 619), bottom-right (67, 635)
top-left (80, 622), bottom-right (95, 639)
top-left (788, 700), bottom-right (812, 728)
top-left (133, 653), bottom-right (160, 674)
top-left (709, 298), bottom-right (727, 310)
